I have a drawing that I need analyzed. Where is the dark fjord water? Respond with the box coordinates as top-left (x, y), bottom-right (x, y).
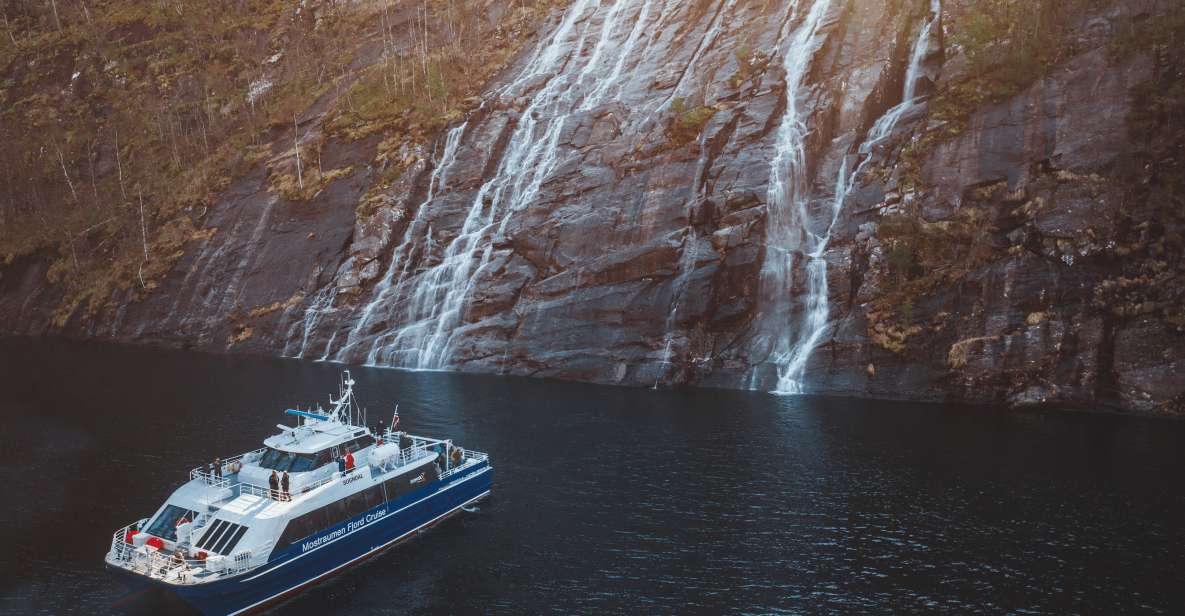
top-left (0, 337), bottom-right (1183, 615)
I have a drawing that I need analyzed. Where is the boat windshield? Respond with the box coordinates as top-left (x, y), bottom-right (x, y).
top-left (256, 447), bottom-right (327, 473)
top-left (145, 504), bottom-right (199, 541)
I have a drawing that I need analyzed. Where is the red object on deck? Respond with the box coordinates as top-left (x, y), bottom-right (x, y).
top-left (146, 536), bottom-right (165, 550)
top-left (196, 551), bottom-right (208, 561)
top-left (124, 530), bottom-right (139, 544)
top-left (345, 452), bottom-right (355, 471)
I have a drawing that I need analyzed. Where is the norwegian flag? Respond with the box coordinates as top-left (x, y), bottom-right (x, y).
top-left (390, 407), bottom-right (400, 432)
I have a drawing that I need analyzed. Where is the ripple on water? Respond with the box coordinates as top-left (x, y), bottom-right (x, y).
top-left (0, 338), bottom-right (1183, 613)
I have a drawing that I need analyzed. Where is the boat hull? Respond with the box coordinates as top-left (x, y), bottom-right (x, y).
top-left (108, 462), bottom-right (492, 615)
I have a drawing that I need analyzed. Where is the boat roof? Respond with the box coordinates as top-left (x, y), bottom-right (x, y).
top-left (263, 420), bottom-right (370, 454)
top-left (260, 371), bottom-right (374, 455)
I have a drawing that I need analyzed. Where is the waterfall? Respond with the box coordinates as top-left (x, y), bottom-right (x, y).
top-left (581, 0), bottom-right (654, 111)
top-left (286, 283), bottom-right (338, 359)
top-left (864, 0), bottom-right (941, 149)
top-left (354, 0), bottom-right (662, 370)
top-left (332, 122), bottom-right (469, 362)
top-left (766, 0), bottom-right (941, 394)
top-left (754, 0), bottom-right (835, 394)
top-left (907, 0), bottom-right (941, 103)
top-left (654, 226), bottom-right (700, 387)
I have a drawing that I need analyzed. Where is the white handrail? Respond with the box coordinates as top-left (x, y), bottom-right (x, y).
top-left (189, 448), bottom-right (265, 485)
top-left (107, 519), bottom-right (277, 583)
top-left (437, 445), bottom-right (487, 477)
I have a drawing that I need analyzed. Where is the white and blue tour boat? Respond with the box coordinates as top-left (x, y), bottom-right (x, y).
top-left (104, 372), bottom-right (492, 614)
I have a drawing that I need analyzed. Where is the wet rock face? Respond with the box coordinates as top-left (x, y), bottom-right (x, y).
top-left (2, 0), bottom-right (1181, 415)
top-left (288, 0), bottom-right (921, 392)
top-left (813, 1), bottom-right (1184, 414)
top-left (110, 134), bottom-right (375, 355)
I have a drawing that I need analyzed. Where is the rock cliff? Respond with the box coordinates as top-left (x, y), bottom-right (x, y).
top-left (2, 0), bottom-right (1182, 415)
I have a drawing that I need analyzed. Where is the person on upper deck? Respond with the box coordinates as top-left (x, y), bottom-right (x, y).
top-left (268, 470), bottom-right (279, 499)
top-left (281, 471), bottom-right (290, 501)
top-left (213, 457), bottom-right (222, 479)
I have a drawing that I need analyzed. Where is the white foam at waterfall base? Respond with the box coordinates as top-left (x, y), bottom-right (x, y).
top-left (766, 0), bottom-right (941, 395)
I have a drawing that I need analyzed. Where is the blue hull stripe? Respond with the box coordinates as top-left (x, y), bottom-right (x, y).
top-left (230, 487), bottom-right (491, 615)
top-left (243, 466), bottom-right (491, 581)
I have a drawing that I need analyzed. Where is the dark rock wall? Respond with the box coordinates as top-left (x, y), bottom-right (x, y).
top-left (2, 0), bottom-right (1181, 415)
top-left (291, 0), bottom-right (921, 391)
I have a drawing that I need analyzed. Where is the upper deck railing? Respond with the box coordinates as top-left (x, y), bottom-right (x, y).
top-left (183, 434), bottom-right (479, 504)
top-left (187, 448), bottom-right (264, 488)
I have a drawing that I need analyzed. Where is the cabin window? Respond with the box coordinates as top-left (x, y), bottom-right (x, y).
top-left (343, 435), bottom-right (375, 454)
top-left (380, 462), bottom-right (439, 502)
top-left (256, 447), bottom-right (321, 473)
top-left (324, 497), bottom-right (353, 529)
top-left (273, 484), bottom-right (388, 552)
top-left (274, 508), bottom-right (328, 553)
top-left (144, 505), bottom-right (199, 542)
top-left (340, 485), bottom-right (384, 518)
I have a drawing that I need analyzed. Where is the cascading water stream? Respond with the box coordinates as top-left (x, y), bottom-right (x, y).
top-left (286, 284), bottom-right (338, 359)
top-left (863, 0), bottom-right (940, 149)
top-left (767, 0), bottom-right (941, 394)
top-left (654, 226), bottom-right (700, 388)
top-left (753, 0), bottom-right (835, 394)
top-left (331, 122), bottom-right (469, 362)
top-left (351, 0), bottom-right (663, 370)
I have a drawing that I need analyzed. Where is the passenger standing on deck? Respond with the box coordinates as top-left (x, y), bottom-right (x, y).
top-left (213, 457), bottom-right (222, 479)
top-left (268, 470), bottom-right (279, 500)
top-left (345, 450), bottom-right (355, 472)
top-left (281, 471), bottom-right (290, 501)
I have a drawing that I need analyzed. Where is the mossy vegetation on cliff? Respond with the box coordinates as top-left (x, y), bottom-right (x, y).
top-left (868, 205), bottom-right (999, 355)
top-left (664, 97), bottom-right (718, 148)
top-left (0, 0), bottom-right (360, 326)
top-left (334, 0), bottom-right (567, 221)
top-left (1096, 11), bottom-right (1185, 342)
top-left (895, 0), bottom-right (1160, 188)
top-left (0, 0), bottom-right (567, 330)
top-left (869, 0), bottom-right (1185, 356)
